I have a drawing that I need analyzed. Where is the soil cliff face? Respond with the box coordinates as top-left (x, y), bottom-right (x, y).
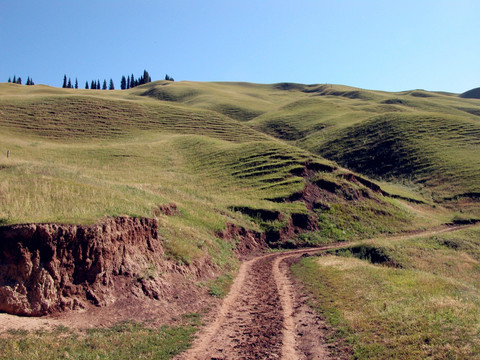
top-left (0, 217), bottom-right (167, 316)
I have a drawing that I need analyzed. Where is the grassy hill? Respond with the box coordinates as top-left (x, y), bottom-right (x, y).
top-left (1, 80), bottom-right (479, 359)
top-left (1, 80), bottom-right (478, 250)
top-left (133, 81), bottom-right (480, 207)
top-left (0, 82), bottom-right (423, 263)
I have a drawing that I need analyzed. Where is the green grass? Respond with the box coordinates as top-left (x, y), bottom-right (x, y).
top-left (2, 80), bottom-right (466, 264)
top-left (293, 225), bottom-right (480, 359)
top-left (0, 316), bottom-right (201, 360)
top-left (129, 81), bottom-right (480, 205)
top-left (204, 273), bottom-right (234, 298)
top-left (1, 78), bottom-right (479, 358)
top-left (318, 113), bottom-right (480, 200)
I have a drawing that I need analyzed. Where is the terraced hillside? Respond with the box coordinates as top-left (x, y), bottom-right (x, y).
top-left (0, 82), bottom-right (417, 259)
top-left (2, 80), bottom-right (478, 260)
top-left (1, 81), bottom-right (479, 359)
top-left (134, 81), bottom-right (480, 207)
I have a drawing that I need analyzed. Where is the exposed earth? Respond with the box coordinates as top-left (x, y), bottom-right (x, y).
top-left (174, 246), bottom-right (349, 360)
top-left (0, 224), bottom-right (469, 359)
top-left (175, 225), bottom-right (466, 360)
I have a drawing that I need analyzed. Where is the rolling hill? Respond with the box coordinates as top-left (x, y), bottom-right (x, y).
top-left (1, 80), bottom-right (480, 359)
top-left (133, 81), bottom-right (480, 205)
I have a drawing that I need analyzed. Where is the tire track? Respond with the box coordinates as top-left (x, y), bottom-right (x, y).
top-left (176, 225), bottom-right (472, 359)
top-left (175, 247), bottom-right (335, 360)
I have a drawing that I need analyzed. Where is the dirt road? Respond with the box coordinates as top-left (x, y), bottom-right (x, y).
top-left (0, 225), bottom-right (469, 357)
top-left (175, 246), bottom-right (339, 360)
top-left (176, 225), bottom-right (470, 360)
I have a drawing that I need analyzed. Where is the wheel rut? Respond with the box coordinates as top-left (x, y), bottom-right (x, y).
top-left (175, 247), bottom-right (336, 360)
top-left (176, 225), bottom-right (471, 360)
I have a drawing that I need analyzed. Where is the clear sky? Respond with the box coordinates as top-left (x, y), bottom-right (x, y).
top-left (1, 0), bottom-right (479, 93)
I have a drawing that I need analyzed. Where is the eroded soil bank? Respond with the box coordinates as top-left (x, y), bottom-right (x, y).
top-left (0, 216), bottom-right (215, 317)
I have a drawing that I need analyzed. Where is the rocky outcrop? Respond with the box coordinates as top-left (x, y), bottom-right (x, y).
top-left (0, 217), bottom-right (169, 316)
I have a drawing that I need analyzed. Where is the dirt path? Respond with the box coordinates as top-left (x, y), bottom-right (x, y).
top-left (0, 225), bottom-right (472, 356)
top-left (176, 224), bottom-right (473, 360)
top-left (175, 246), bottom-right (339, 360)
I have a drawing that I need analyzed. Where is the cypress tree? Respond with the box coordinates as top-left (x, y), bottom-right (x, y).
top-left (143, 70), bottom-right (150, 84)
top-left (130, 74), bottom-right (135, 88)
top-left (75, 78), bottom-right (78, 89)
top-left (97, 80), bottom-right (101, 90)
top-left (126, 76), bottom-right (130, 89)
top-left (102, 79), bottom-right (107, 90)
top-left (109, 79), bottom-right (115, 90)
top-left (91, 80), bottom-right (96, 90)
top-left (17, 77), bottom-right (22, 85)
top-left (67, 78), bottom-right (72, 88)
top-left (13, 75), bottom-right (16, 84)
top-left (62, 75), bottom-right (67, 88)
top-left (85, 81), bottom-right (89, 89)
top-left (121, 76), bottom-right (126, 90)
top-left (8, 77), bottom-right (11, 83)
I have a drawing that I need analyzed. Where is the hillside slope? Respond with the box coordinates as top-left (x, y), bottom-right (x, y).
top-left (133, 81), bottom-right (480, 206)
top-left (0, 82), bottom-right (416, 263)
top-left (1, 81), bottom-right (479, 359)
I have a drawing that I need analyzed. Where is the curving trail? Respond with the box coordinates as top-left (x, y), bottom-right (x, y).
top-left (176, 225), bottom-right (471, 360)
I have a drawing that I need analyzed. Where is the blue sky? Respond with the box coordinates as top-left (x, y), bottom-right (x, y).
top-left (1, 0), bottom-right (478, 92)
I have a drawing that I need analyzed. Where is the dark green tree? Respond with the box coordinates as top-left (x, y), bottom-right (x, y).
top-left (16, 77), bottom-right (22, 85)
top-left (130, 74), bottom-right (135, 88)
top-left (120, 76), bottom-right (126, 90)
top-left (109, 79), bottom-right (114, 90)
top-left (75, 78), bottom-right (78, 89)
top-left (8, 77), bottom-right (11, 83)
top-left (91, 80), bottom-right (96, 89)
top-left (13, 75), bottom-right (17, 83)
top-left (62, 75), bottom-right (67, 88)
top-left (97, 80), bottom-right (101, 90)
top-left (67, 78), bottom-right (72, 88)
top-left (141, 70), bottom-right (149, 84)
top-left (85, 81), bottom-right (89, 89)
top-left (102, 79), bottom-right (107, 90)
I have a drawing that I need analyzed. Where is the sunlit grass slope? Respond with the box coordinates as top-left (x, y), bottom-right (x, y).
top-left (1, 81), bottom-right (426, 263)
top-left (135, 81), bottom-right (480, 203)
top-left (293, 225), bottom-right (480, 359)
top-left (0, 84), bottom-right (266, 142)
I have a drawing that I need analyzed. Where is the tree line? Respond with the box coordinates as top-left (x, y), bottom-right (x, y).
top-left (120, 70), bottom-right (153, 90)
top-left (7, 75), bottom-right (35, 85)
top-left (6, 70), bottom-right (174, 89)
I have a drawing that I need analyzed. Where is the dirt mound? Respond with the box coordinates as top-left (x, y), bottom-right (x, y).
top-left (216, 223), bottom-right (267, 257)
top-left (153, 202), bottom-right (179, 216)
top-left (0, 216), bottom-right (215, 317)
